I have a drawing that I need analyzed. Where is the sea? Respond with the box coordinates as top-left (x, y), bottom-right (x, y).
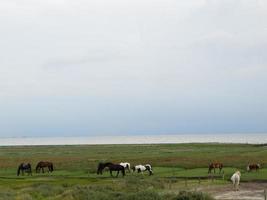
top-left (0, 134), bottom-right (266, 146)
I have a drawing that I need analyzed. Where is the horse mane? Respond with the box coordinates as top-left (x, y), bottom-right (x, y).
top-left (104, 162), bottom-right (113, 166)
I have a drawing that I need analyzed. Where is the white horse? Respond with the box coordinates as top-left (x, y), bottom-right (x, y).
top-left (231, 171), bottom-right (241, 191)
top-left (119, 162), bottom-right (131, 172)
top-left (132, 164), bottom-right (153, 175)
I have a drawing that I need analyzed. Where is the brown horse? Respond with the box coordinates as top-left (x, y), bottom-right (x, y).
top-left (208, 163), bottom-right (223, 173)
top-left (247, 163), bottom-right (260, 172)
top-left (36, 161), bottom-right (54, 173)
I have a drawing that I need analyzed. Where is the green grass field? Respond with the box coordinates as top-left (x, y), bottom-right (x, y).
top-left (0, 143), bottom-right (266, 199)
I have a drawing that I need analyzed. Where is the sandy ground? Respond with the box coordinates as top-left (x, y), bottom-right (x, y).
top-left (203, 182), bottom-right (267, 200)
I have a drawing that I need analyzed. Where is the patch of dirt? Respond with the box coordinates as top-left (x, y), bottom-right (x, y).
top-left (202, 182), bottom-right (267, 200)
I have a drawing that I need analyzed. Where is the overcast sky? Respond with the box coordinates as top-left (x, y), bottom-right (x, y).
top-left (0, 0), bottom-right (267, 137)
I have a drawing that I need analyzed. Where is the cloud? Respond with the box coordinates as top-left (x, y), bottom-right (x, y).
top-left (0, 0), bottom-right (267, 136)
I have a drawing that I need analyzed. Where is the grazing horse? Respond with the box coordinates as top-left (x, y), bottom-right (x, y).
top-left (36, 161), bottom-right (54, 173)
top-left (231, 171), bottom-right (241, 191)
top-left (17, 163), bottom-right (32, 176)
top-left (132, 164), bottom-right (153, 175)
top-left (208, 163), bottom-right (223, 173)
top-left (247, 163), bottom-right (261, 172)
top-left (120, 162), bottom-right (131, 173)
top-left (97, 162), bottom-right (125, 177)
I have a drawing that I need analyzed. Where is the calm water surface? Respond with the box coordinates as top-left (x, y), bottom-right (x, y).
top-left (0, 134), bottom-right (266, 146)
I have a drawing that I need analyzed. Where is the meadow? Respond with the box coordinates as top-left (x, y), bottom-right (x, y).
top-left (0, 143), bottom-right (267, 200)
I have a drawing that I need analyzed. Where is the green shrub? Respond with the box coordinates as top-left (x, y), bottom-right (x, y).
top-left (128, 190), bottom-right (161, 200)
top-left (173, 191), bottom-right (214, 200)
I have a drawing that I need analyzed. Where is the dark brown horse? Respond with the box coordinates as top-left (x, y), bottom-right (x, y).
top-left (36, 161), bottom-right (54, 173)
top-left (208, 163), bottom-right (223, 173)
top-left (247, 163), bottom-right (261, 172)
top-left (17, 163), bottom-right (32, 176)
top-left (97, 162), bottom-right (125, 177)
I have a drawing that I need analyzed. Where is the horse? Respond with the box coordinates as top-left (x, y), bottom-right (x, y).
top-left (231, 171), bottom-right (241, 191)
top-left (17, 163), bottom-right (32, 176)
top-left (97, 162), bottom-right (125, 177)
top-left (119, 162), bottom-right (131, 173)
top-left (208, 162), bottom-right (223, 173)
top-left (36, 161), bottom-right (54, 173)
top-left (132, 164), bottom-right (153, 175)
top-left (247, 163), bottom-right (260, 172)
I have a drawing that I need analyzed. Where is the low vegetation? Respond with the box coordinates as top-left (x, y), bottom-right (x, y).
top-left (0, 143), bottom-right (266, 199)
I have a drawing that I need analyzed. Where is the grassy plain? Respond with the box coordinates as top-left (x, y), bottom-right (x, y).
top-left (0, 143), bottom-right (266, 199)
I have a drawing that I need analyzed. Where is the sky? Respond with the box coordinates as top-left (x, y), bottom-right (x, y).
top-left (0, 0), bottom-right (267, 137)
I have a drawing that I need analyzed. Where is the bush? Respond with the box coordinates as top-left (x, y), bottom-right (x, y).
top-left (125, 190), bottom-right (162, 200)
top-left (173, 191), bottom-right (214, 200)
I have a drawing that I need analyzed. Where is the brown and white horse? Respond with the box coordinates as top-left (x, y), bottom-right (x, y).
top-left (247, 163), bottom-right (261, 172)
top-left (208, 163), bottom-right (223, 173)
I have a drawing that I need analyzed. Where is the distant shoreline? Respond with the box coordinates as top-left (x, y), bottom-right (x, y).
top-left (0, 134), bottom-right (266, 146)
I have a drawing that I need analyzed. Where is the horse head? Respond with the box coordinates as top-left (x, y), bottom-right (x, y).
top-left (208, 163), bottom-right (213, 173)
top-left (97, 163), bottom-right (103, 174)
top-left (17, 163), bottom-right (23, 176)
top-left (36, 162), bottom-right (40, 173)
top-left (97, 162), bottom-right (112, 174)
top-left (236, 171), bottom-right (241, 177)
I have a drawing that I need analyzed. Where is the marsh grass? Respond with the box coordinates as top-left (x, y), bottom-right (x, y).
top-left (0, 143), bottom-right (266, 199)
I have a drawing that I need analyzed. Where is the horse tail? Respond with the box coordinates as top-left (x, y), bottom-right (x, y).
top-left (122, 167), bottom-right (125, 176)
top-left (17, 164), bottom-right (21, 176)
top-left (50, 163), bottom-right (54, 172)
top-left (28, 163), bottom-right (32, 175)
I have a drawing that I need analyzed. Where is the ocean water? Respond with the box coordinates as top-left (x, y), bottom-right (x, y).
top-left (0, 134), bottom-right (266, 146)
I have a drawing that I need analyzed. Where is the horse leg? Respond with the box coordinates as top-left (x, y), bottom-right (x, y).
top-left (110, 170), bottom-right (113, 177)
top-left (116, 171), bottom-right (119, 177)
top-left (42, 167), bottom-right (44, 173)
